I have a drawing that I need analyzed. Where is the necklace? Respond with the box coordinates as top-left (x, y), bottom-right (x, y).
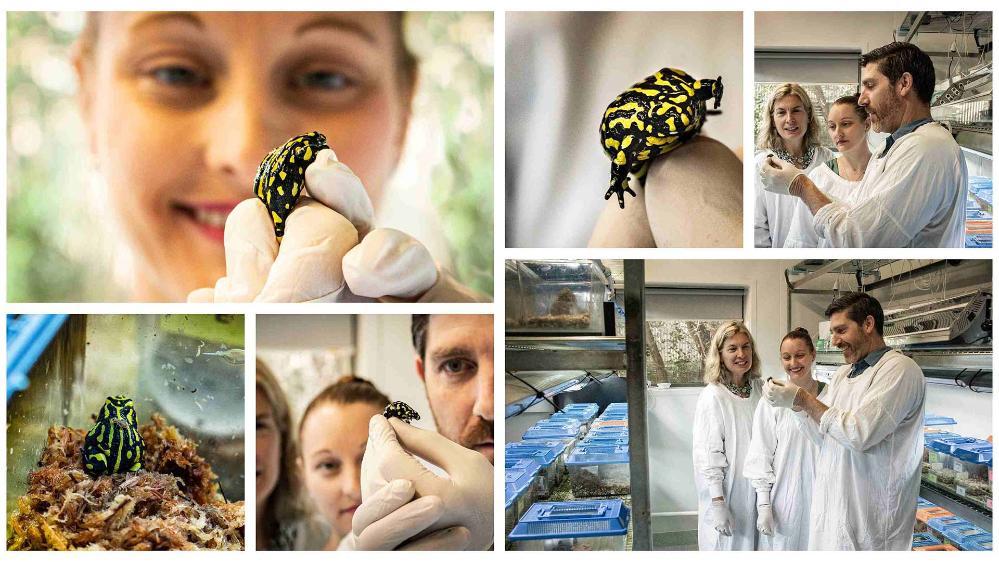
top-left (774, 145), bottom-right (814, 169)
top-left (723, 379), bottom-right (752, 398)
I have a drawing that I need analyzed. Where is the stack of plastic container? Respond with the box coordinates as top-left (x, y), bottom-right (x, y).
top-left (508, 499), bottom-right (631, 551)
top-left (506, 442), bottom-right (562, 495)
top-left (927, 515), bottom-right (993, 551)
top-left (505, 459), bottom-right (542, 538)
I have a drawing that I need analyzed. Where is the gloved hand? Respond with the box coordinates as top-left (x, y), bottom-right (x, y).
top-left (337, 479), bottom-right (470, 550)
top-left (708, 499), bottom-right (733, 537)
top-left (759, 155), bottom-right (805, 196)
top-left (306, 149), bottom-right (484, 303)
top-left (186, 197), bottom-right (360, 303)
top-left (360, 415), bottom-right (493, 550)
top-left (756, 490), bottom-right (775, 537)
top-left (763, 378), bottom-right (801, 409)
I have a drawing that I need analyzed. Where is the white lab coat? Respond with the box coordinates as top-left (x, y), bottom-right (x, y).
top-left (811, 122), bottom-right (967, 247)
top-left (693, 378), bottom-right (763, 551)
top-left (754, 147), bottom-right (834, 248)
top-left (783, 161), bottom-right (861, 248)
top-left (803, 350), bottom-right (925, 550)
top-left (743, 382), bottom-right (829, 550)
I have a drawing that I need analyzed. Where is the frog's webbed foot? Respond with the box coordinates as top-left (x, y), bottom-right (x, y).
top-left (605, 163), bottom-right (637, 209)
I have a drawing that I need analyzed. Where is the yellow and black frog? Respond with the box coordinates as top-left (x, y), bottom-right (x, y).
top-left (82, 395), bottom-right (144, 476)
top-left (254, 131), bottom-right (330, 241)
top-left (600, 68), bottom-right (723, 208)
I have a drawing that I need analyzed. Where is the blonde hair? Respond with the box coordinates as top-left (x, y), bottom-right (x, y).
top-left (703, 320), bottom-right (763, 385)
top-left (256, 360), bottom-right (309, 550)
top-left (756, 83), bottom-right (822, 153)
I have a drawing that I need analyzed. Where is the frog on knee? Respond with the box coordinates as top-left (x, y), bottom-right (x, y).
top-left (600, 68), bottom-right (723, 208)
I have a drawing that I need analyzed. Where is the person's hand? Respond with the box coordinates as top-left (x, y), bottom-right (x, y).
top-left (360, 415), bottom-right (493, 550)
top-left (759, 155), bottom-right (805, 196)
top-left (186, 197), bottom-right (359, 303)
top-left (337, 479), bottom-right (470, 550)
top-left (708, 499), bottom-right (733, 536)
top-left (763, 378), bottom-right (801, 409)
top-left (756, 490), bottom-right (775, 537)
top-left (306, 149), bottom-right (483, 302)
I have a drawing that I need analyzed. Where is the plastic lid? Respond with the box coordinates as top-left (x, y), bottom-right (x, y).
top-left (506, 457), bottom-right (542, 475)
top-left (916, 497), bottom-right (935, 509)
top-left (964, 535), bottom-right (993, 551)
top-left (927, 515), bottom-right (967, 533)
top-left (951, 441), bottom-right (993, 465)
top-left (566, 444), bottom-right (629, 466)
top-left (924, 414), bottom-right (958, 426)
top-left (533, 419), bottom-right (582, 431)
top-left (588, 426), bottom-right (628, 435)
top-left (549, 412), bottom-right (591, 425)
top-left (506, 443), bottom-right (558, 467)
top-left (924, 431), bottom-right (960, 445)
top-left (523, 425), bottom-right (578, 440)
top-left (911, 532), bottom-right (941, 547)
top-left (581, 435), bottom-right (630, 447)
top-left (928, 436), bottom-right (978, 454)
top-left (604, 403), bottom-right (628, 411)
top-left (518, 438), bottom-right (571, 454)
top-left (508, 500), bottom-right (630, 540)
top-left (944, 524), bottom-right (990, 547)
top-left (505, 465), bottom-right (538, 507)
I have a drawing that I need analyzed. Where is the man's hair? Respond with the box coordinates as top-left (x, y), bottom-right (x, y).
top-left (411, 314), bottom-right (429, 359)
top-left (859, 42), bottom-right (935, 104)
top-left (824, 292), bottom-right (885, 335)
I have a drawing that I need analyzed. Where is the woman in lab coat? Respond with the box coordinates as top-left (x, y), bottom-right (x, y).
top-left (784, 95), bottom-right (873, 247)
top-left (743, 328), bottom-right (828, 550)
top-left (692, 320), bottom-right (764, 550)
top-left (754, 84), bottom-right (833, 247)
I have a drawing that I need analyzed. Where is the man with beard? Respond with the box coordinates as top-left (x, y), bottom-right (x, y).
top-left (338, 314), bottom-right (494, 551)
top-left (760, 42), bottom-right (967, 248)
top-left (761, 292), bottom-right (925, 550)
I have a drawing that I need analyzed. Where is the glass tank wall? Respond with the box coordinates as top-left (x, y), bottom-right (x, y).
top-left (6, 314), bottom-right (246, 517)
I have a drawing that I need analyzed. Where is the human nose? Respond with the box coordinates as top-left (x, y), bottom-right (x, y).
top-left (341, 463), bottom-right (362, 500)
top-left (857, 91), bottom-right (870, 106)
top-left (831, 333), bottom-right (842, 347)
top-left (201, 87), bottom-right (275, 189)
top-left (473, 357), bottom-right (494, 421)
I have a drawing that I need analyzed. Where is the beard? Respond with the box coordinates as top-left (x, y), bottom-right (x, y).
top-left (870, 89), bottom-right (904, 134)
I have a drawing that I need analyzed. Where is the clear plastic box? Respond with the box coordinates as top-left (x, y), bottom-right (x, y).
top-left (519, 438), bottom-right (571, 473)
top-left (507, 260), bottom-right (610, 334)
top-left (566, 444), bottom-right (630, 497)
top-left (508, 499), bottom-right (630, 551)
top-left (912, 532), bottom-right (941, 549)
top-left (505, 462), bottom-right (541, 538)
top-left (507, 443), bottom-right (560, 496)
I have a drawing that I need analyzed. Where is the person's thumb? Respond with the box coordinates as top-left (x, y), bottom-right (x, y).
top-left (364, 415), bottom-right (439, 494)
top-left (385, 417), bottom-right (478, 477)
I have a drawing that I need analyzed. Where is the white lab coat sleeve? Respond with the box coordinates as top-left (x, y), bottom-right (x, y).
top-left (693, 391), bottom-right (729, 499)
top-left (818, 358), bottom-right (924, 452)
top-left (743, 400), bottom-right (777, 492)
top-left (811, 138), bottom-right (954, 248)
top-left (754, 181), bottom-right (772, 248)
top-left (791, 409), bottom-right (824, 447)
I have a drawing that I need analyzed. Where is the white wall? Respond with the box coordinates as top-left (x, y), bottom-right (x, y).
top-left (756, 12), bottom-right (904, 53)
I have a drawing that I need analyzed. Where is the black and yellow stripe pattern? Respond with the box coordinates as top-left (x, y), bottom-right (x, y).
top-left (599, 68), bottom-right (723, 208)
top-left (82, 395), bottom-right (144, 476)
top-left (254, 131), bottom-right (330, 241)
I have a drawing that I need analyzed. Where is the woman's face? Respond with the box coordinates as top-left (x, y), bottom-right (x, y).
top-left (721, 331), bottom-right (753, 379)
top-left (826, 103), bottom-right (869, 154)
top-left (256, 388), bottom-right (282, 512)
top-left (76, 12), bottom-right (412, 300)
top-left (780, 338), bottom-right (816, 386)
top-left (300, 400), bottom-right (382, 538)
top-left (772, 94), bottom-right (807, 145)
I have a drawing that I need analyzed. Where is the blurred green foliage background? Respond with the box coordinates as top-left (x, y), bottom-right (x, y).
top-left (6, 12), bottom-right (494, 301)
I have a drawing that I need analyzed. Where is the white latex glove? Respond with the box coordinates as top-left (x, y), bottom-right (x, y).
top-left (307, 149), bottom-right (484, 303)
top-left (763, 379), bottom-right (801, 409)
top-left (337, 479), bottom-right (470, 551)
top-left (361, 415), bottom-right (493, 550)
top-left (708, 499), bottom-right (733, 536)
top-left (186, 197), bottom-right (360, 303)
top-left (759, 155), bottom-right (805, 196)
top-left (756, 490), bottom-right (775, 537)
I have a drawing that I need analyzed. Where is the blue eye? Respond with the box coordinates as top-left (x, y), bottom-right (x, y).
top-left (152, 66), bottom-right (204, 86)
top-left (298, 71), bottom-right (352, 91)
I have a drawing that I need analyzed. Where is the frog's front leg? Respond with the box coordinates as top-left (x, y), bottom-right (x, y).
top-left (83, 443), bottom-right (109, 475)
top-left (605, 159), bottom-right (636, 209)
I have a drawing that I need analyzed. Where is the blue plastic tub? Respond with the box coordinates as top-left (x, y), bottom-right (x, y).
top-left (912, 532), bottom-right (941, 548)
top-left (508, 499), bottom-right (630, 550)
top-left (507, 442), bottom-right (560, 494)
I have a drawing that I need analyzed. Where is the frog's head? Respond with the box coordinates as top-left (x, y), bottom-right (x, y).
top-left (99, 395), bottom-right (137, 427)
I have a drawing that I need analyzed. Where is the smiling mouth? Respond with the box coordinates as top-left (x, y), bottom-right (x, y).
top-left (783, 126), bottom-right (801, 134)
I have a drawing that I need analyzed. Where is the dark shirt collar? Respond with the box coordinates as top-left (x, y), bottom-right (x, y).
top-left (878, 117), bottom-right (934, 158)
top-left (847, 345), bottom-right (891, 378)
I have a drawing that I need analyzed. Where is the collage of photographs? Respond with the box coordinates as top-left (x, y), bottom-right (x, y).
top-left (1, 5), bottom-right (995, 556)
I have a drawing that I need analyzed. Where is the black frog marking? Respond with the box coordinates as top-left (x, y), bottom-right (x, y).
top-left (254, 131), bottom-right (329, 240)
top-left (383, 401), bottom-right (420, 424)
top-left (599, 68), bottom-right (723, 208)
top-left (82, 395), bottom-right (144, 476)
